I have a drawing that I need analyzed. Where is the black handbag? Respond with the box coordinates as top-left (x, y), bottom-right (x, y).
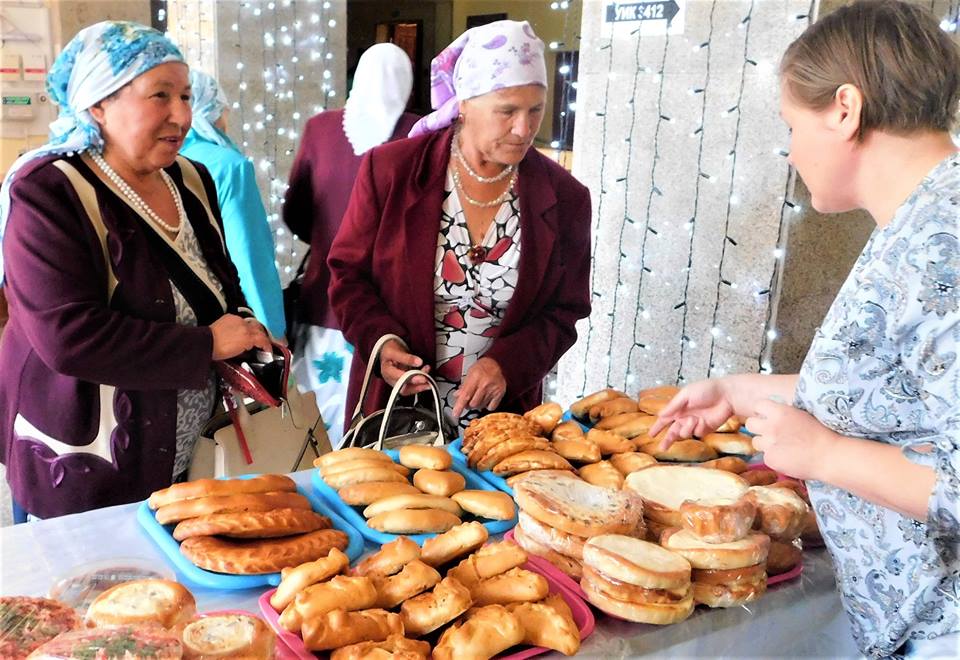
top-left (282, 249), bottom-right (309, 354)
top-left (341, 334), bottom-right (450, 450)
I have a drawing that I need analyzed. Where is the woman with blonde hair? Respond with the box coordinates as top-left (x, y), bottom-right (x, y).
top-left (652, 1), bottom-right (960, 655)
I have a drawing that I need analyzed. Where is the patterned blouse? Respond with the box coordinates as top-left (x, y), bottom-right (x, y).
top-left (433, 170), bottom-right (522, 432)
top-left (795, 153), bottom-right (960, 657)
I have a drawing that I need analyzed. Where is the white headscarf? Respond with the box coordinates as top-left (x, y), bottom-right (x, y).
top-left (187, 69), bottom-right (234, 149)
top-left (342, 43), bottom-right (414, 156)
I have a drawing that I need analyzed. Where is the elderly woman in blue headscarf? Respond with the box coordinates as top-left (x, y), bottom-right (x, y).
top-left (180, 70), bottom-right (285, 338)
top-left (0, 21), bottom-right (271, 520)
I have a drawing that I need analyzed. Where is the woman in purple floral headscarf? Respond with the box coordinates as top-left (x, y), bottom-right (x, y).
top-left (328, 20), bottom-right (592, 435)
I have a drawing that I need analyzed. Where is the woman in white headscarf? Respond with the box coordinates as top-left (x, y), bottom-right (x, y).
top-left (181, 69), bottom-right (285, 338)
top-left (282, 42), bottom-right (417, 447)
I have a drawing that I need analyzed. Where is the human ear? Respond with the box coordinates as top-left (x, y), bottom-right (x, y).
top-left (832, 83), bottom-right (863, 141)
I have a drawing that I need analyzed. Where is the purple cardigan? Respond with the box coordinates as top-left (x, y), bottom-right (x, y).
top-left (327, 127), bottom-right (593, 430)
top-left (282, 109), bottom-right (420, 329)
top-left (0, 154), bottom-right (248, 518)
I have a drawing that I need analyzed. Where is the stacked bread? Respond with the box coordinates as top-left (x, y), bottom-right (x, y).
top-left (580, 535), bottom-right (694, 625)
top-left (747, 483), bottom-right (811, 575)
top-left (319, 446), bottom-right (516, 534)
top-left (148, 474), bottom-right (348, 575)
top-left (626, 465), bottom-right (771, 608)
top-left (16, 579), bottom-right (275, 659)
top-left (270, 529), bottom-right (579, 658)
top-left (511, 470), bottom-right (645, 579)
top-left (461, 408), bottom-right (577, 479)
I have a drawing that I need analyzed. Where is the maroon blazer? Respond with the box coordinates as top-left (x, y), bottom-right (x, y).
top-left (327, 127), bottom-right (592, 429)
top-left (282, 109), bottom-right (420, 328)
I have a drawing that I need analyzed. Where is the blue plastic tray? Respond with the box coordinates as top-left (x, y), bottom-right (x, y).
top-left (312, 448), bottom-right (517, 546)
top-left (446, 438), bottom-right (516, 496)
top-left (138, 477), bottom-right (364, 590)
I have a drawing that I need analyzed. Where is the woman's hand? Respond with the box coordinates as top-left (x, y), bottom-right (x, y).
top-left (649, 378), bottom-right (736, 446)
top-left (745, 399), bottom-right (836, 481)
top-left (380, 339), bottom-right (432, 396)
top-left (452, 357), bottom-right (506, 419)
top-left (210, 314), bottom-right (273, 359)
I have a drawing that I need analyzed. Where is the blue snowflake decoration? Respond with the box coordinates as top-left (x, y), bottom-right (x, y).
top-left (313, 352), bottom-right (345, 384)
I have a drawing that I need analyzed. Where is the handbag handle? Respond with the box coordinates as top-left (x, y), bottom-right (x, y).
top-left (375, 368), bottom-right (446, 450)
top-left (349, 333), bottom-right (409, 426)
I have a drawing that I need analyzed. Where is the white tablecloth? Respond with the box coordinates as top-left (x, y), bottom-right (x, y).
top-left (0, 470), bottom-right (859, 658)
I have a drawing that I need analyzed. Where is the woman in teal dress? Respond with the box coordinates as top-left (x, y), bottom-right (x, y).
top-left (180, 70), bottom-right (285, 338)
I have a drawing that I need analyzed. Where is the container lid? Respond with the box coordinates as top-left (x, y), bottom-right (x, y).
top-left (48, 557), bottom-right (176, 613)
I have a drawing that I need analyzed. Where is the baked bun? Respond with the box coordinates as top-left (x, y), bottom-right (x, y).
top-left (463, 413), bottom-right (537, 449)
top-left (518, 510), bottom-right (587, 558)
top-left (637, 438), bottom-right (718, 462)
top-left (588, 396), bottom-right (639, 422)
top-left (581, 566), bottom-right (690, 605)
top-left (366, 508), bottom-right (461, 534)
top-left (523, 402), bottom-right (564, 434)
top-left (373, 560), bottom-right (442, 609)
top-left (609, 452), bottom-right (657, 475)
top-left (398, 445), bottom-right (452, 471)
top-left (766, 539), bottom-right (803, 575)
top-left (624, 465), bottom-right (748, 526)
top-left (800, 509), bottom-right (823, 546)
top-left (493, 450), bottom-right (574, 476)
top-left (330, 634), bottom-right (430, 660)
top-left (582, 535), bottom-right (690, 590)
top-left (551, 437), bottom-right (602, 464)
top-left (679, 496), bottom-right (756, 544)
top-left (280, 574), bottom-right (377, 631)
top-left (85, 579), bottom-right (196, 630)
top-left (691, 574), bottom-right (766, 608)
top-left (740, 468), bottom-right (778, 486)
top-left (715, 415), bottom-right (744, 433)
top-left (699, 456), bottom-right (749, 473)
top-left (748, 485), bottom-right (809, 540)
top-left (179, 529), bottom-right (349, 575)
top-left (578, 461), bottom-right (625, 489)
top-left (337, 481), bottom-right (420, 507)
top-left (447, 541), bottom-right (528, 587)
top-left (469, 567), bottom-right (549, 606)
top-left (586, 429), bottom-right (635, 455)
top-left (181, 613), bottom-right (275, 659)
top-left (322, 466), bottom-right (409, 490)
top-left (271, 547), bottom-right (350, 611)
top-left (580, 578), bottom-right (693, 625)
top-left (149, 474), bottom-right (296, 510)
top-left (155, 491), bottom-right (311, 525)
top-left (569, 388), bottom-right (627, 418)
top-left (432, 605), bottom-right (524, 660)
top-left (475, 437), bottom-right (551, 472)
top-left (411, 469), bottom-right (465, 497)
top-left (512, 524), bottom-right (584, 579)
top-left (702, 432), bottom-right (756, 456)
top-left (400, 577), bottom-right (473, 637)
top-left (550, 421), bottom-right (586, 441)
top-left (352, 536), bottom-right (421, 578)
top-left (301, 609), bottom-right (403, 651)
top-left (593, 412), bottom-right (657, 437)
top-left (362, 494), bottom-right (462, 519)
top-left (172, 508), bottom-right (330, 541)
top-left (515, 470), bottom-right (643, 537)
top-left (660, 528), bottom-right (770, 570)
top-left (319, 459), bottom-right (410, 478)
top-left (314, 448), bottom-right (394, 469)
top-left (691, 563), bottom-right (766, 586)
top-left (636, 390), bottom-right (676, 416)
top-left (420, 521), bottom-right (489, 567)
top-left (506, 593), bottom-right (581, 656)
top-left (451, 490), bottom-right (516, 521)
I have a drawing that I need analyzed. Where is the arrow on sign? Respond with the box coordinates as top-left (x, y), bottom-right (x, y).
top-left (605, 1), bottom-right (681, 23)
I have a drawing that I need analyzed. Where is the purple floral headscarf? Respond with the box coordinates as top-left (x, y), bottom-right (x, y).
top-left (408, 20), bottom-right (547, 137)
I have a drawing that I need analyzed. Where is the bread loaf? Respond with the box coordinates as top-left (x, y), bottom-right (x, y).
top-left (337, 481), bottom-right (420, 507)
top-left (155, 491), bottom-right (311, 525)
top-left (517, 510), bottom-right (587, 559)
top-left (400, 577), bottom-right (473, 637)
top-left (149, 475), bottom-right (297, 510)
top-left (748, 485), bottom-right (809, 541)
top-left (702, 432), bottom-right (756, 456)
top-left (372, 560), bottom-right (441, 609)
top-left (679, 497), bottom-right (756, 544)
top-left (660, 528), bottom-right (770, 570)
top-left (506, 593), bottom-right (581, 656)
top-left (432, 605), bottom-right (524, 660)
top-left (446, 541), bottom-right (528, 587)
top-left (450, 490), bottom-right (516, 521)
top-left (85, 579), bottom-right (196, 630)
top-left (624, 465), bottom-right (748, 526)
top-left (398, 445), bottom-right (452, 471)
top-left (609, 452), bottom-right (658, 475)
top-left (301, 609), bottom-right (403, 651)
top-left (492, 449), bottom-right (574, 475)
top-left (523, 402), bottom-right (563, 435)
top-left (581, 535), bottom-right (690, 590)
top-left (569, 389), bottom-right (627, 418)
top-left (270, 547), bottom-right (350, 611)
top-left (580, 578), bottom-right (693, 625)
top-left (469, 567), bottom-right (549, 606)
top-left (314, 448), bottom-right (394, 469)
top-left (412, 469), bottom-right (465, 497)
top-left (578, 461), bottom-right (625, 489)
top-left (362, 494), bottom-right (461, 519)
top-left (329, 634), bottom-right (430, 660)
top-left (366, 508), bottom-right (461, 534)
top-left (181, 613), bottom-right (275, 659)
top-left (586, 428), bottom-right (635, 455)
top-left (179, 529), bottom-right (349, 575)
top-left (172, 508), bottom-right (331, 541)
top-left (551, 437), bottom-right (602, 464)
top-left (351, 536), bottom-right (421, 578)
top-left (420, 521), bottom-right (489, 567)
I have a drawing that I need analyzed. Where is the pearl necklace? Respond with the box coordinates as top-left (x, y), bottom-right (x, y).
top-left (91, 151), bottom-right (184, 234)
top-left (451, 163), bottom-right (517, 209)
top-left (452, 137), bottom-right (515, 183)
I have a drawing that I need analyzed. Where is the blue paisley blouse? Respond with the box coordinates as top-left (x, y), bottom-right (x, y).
top-left (795, 153), bottom-right (960, 657)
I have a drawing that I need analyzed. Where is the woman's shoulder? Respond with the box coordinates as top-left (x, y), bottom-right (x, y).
top-left (11, 153), bottom-right (79, 188)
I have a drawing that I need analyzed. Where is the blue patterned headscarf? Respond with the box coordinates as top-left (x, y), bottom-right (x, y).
top-left (0, 21), bottom-right (184, 284)
top-left (187, 69), bottom-right (235, 149)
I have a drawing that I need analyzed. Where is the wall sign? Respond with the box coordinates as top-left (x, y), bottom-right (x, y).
top-left (604, 1), bottom-right (685, 35)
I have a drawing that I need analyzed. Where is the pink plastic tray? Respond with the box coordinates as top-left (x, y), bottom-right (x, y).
top-left (200, 609), bottom-right (298, 660)
top-left (257, 558), bottom-right (595, 659)
top-left (504, 529), bottom-right (802, 603)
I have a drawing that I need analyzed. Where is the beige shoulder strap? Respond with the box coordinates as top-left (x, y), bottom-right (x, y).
top-left (175, 156), bottom-right (226, 250)
top-left (51, 160), bottom-right (118, 302)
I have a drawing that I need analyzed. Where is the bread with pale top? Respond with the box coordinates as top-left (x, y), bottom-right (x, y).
top-left (361, 494), bottom-right (461, 519)
top-left (318, 458), bottom-right (409, 478)
top-left (569, 388), bottom-right (627, 418)
top-left (552, 437), bottom-right (602, 463)
top-left (660, 528), bottom-right (770, 570)
top-left (85, 579), bottom-right (196, 630)
top-left (748, 485), bottom-right (810, 540)
top-left (398, 445), bottom-right (452, 471)
top-left (702, 432), bottom-right (756, 456)
top-left (515, 470), bottom-right (643, 537)
top-left (578, 460), bottom-right (625, 489)
top-left (412, 469), bottom-right (465, 497)
top-left (181, 613), bottom-right (275, 659)
top-left (523, 402), bottom-right (564, 434)
top-left (518, 510), bottom-right (587, 558)
top-left (512, 524), bottom-right (584, 579)
top-left (582, 565), bottom-right (690, 604)
top-left (581, 534), bottom-right (691, 590)
top-left (337, 481), bottom-right (420, 507)
top-left (624, 465), bottom-right (749, 526)
top-left (609, 452), bottom-right (657, 475)
top-left (450, 490), bottom-right (515, 520)
top-left (679, 496), bottom-right (756, 544)
top-left (314, 448), bottom-right (393, 470)
top-left (493, 449), bottom-right (574, 475)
